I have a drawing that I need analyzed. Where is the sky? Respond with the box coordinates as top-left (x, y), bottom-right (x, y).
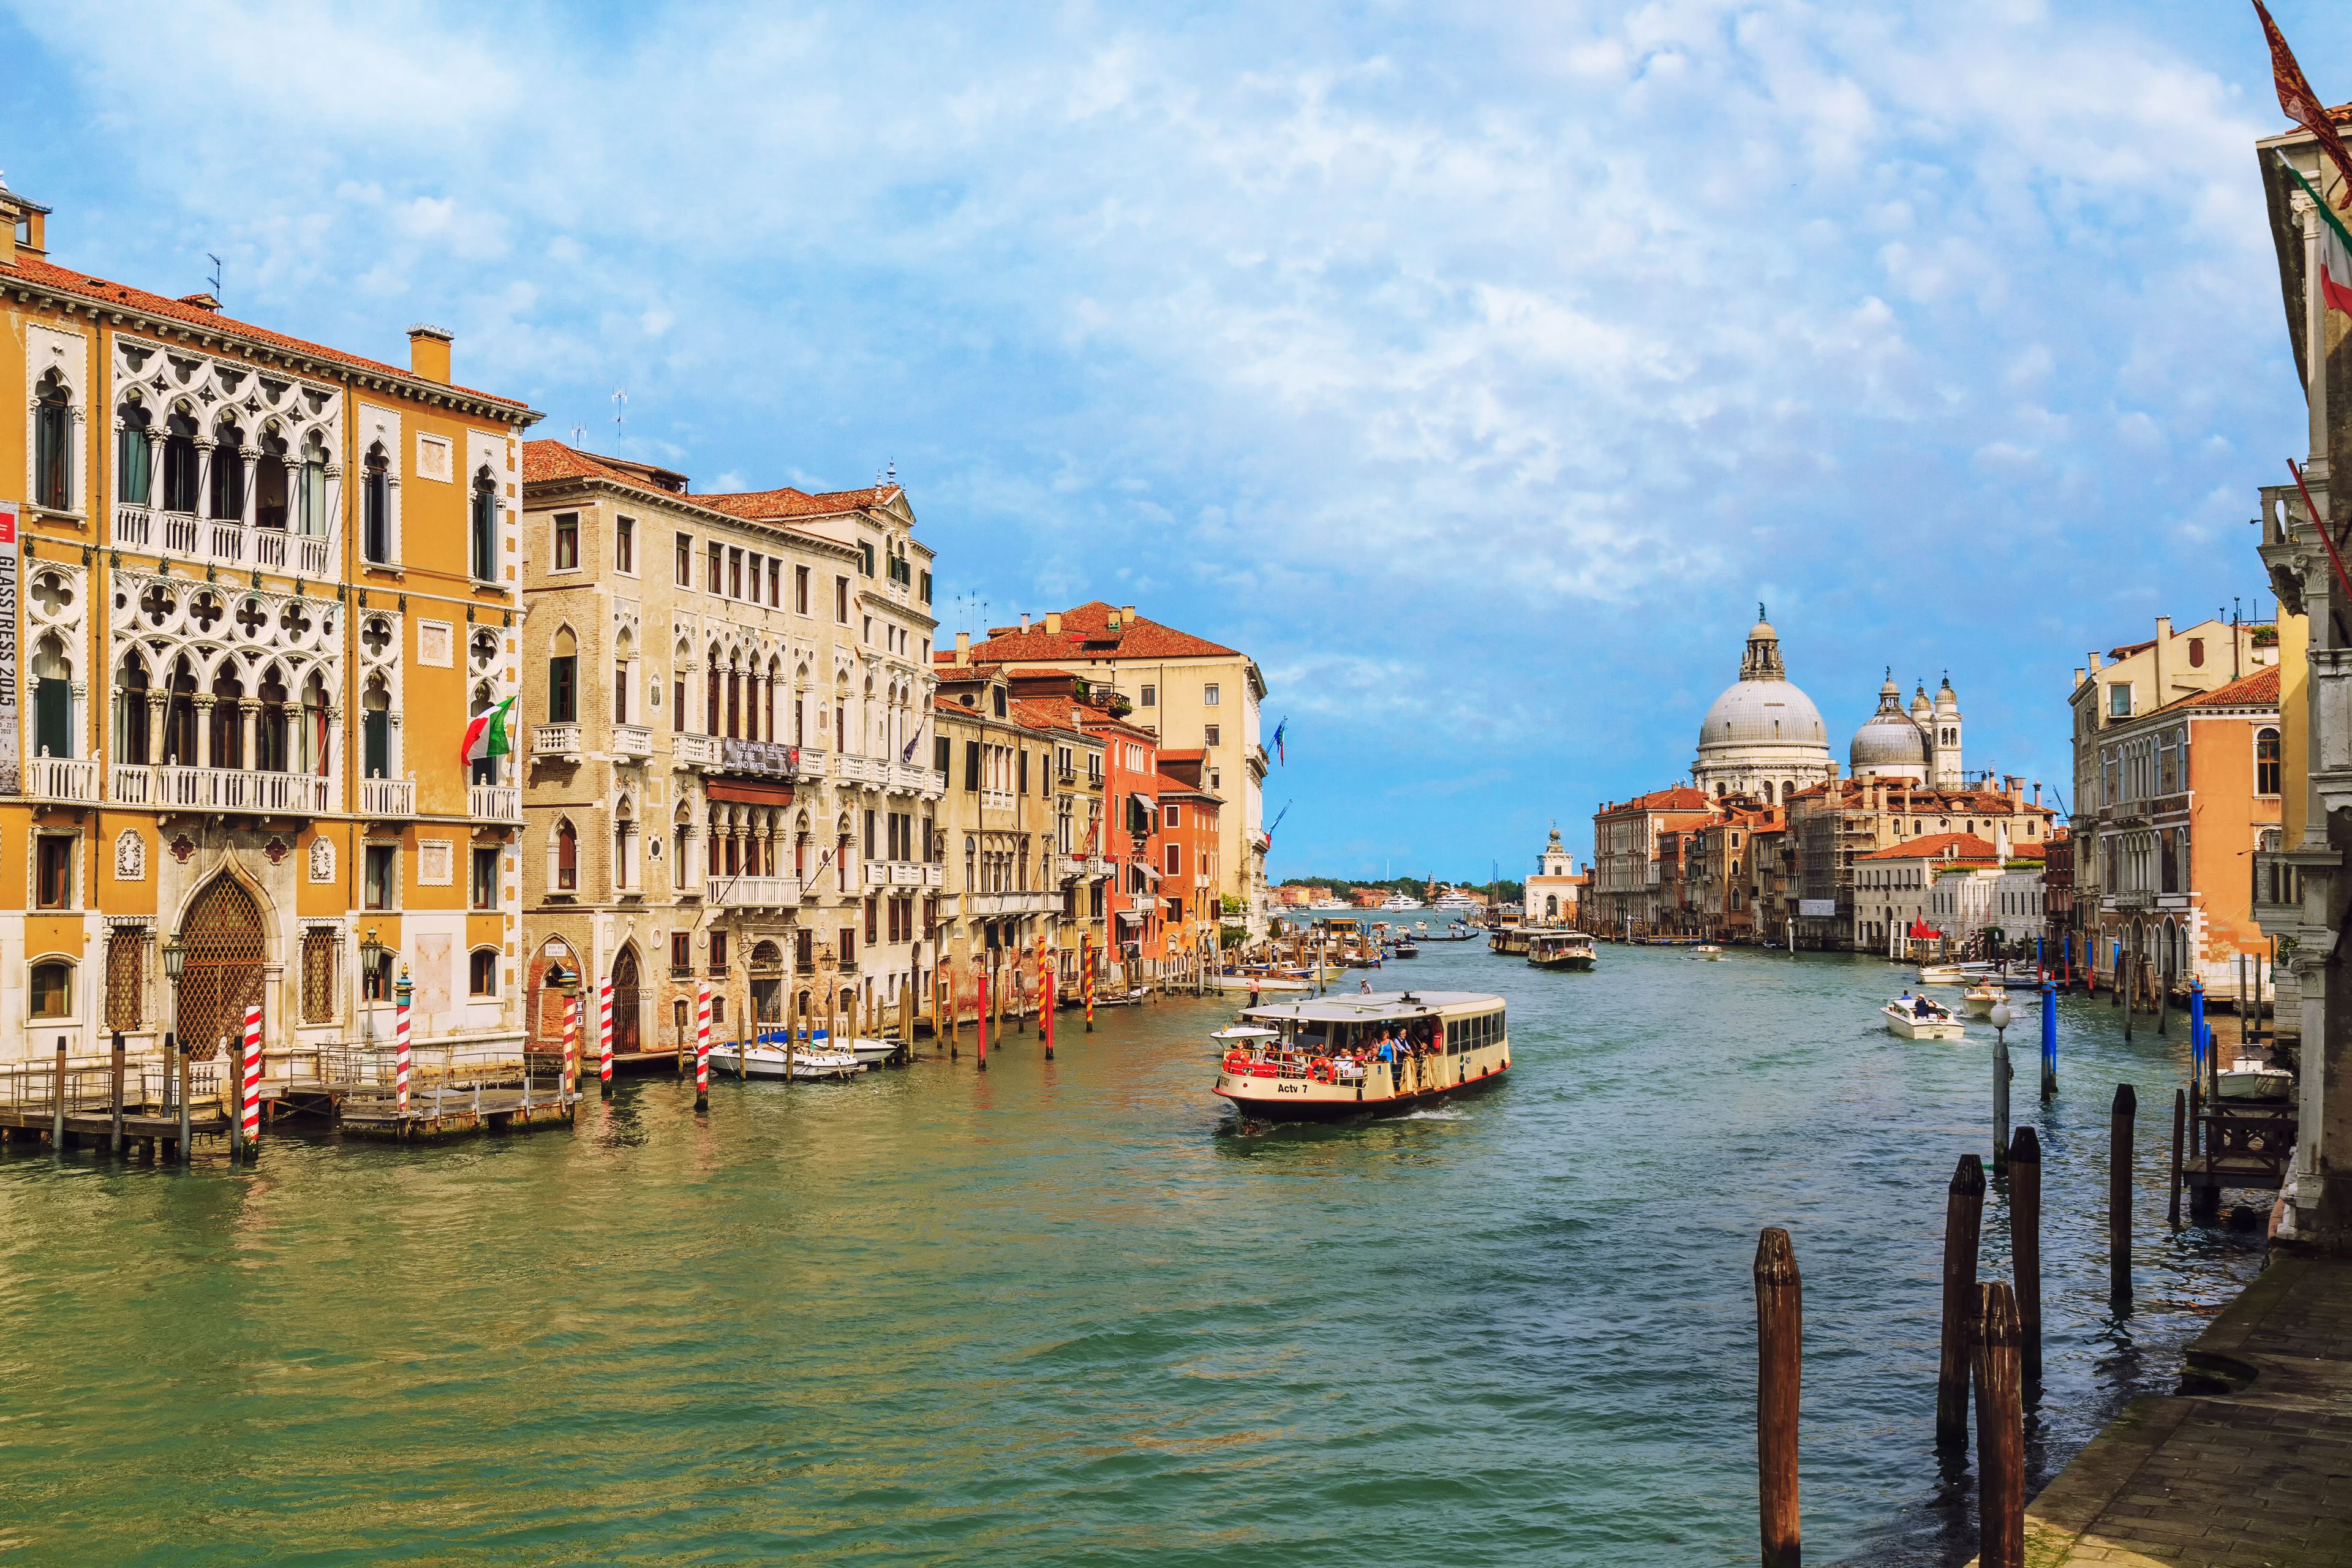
top-left (0, 0), bottom-right (2333, 884)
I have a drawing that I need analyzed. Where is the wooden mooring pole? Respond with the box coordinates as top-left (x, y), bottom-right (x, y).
top-left (2008, 1126), bottom-right (2041, 1384)
top-left (2168, 1087), bottom-right (2186, 1229)
top-left (110, 1031), bottom-right (126, 1156)
top-left (1754, 1227), bottom-right (1801, 1568)
top-left (1937, 1154), bottom-right (1986, 1447)
top-left (173, 1033), bottom-right (190, 1165)
top-left (1972, 1281), bottom-right (2026, 1568)
top-left (2109, 1083), bottom-right (2136, 1301)
top-left (51, 1038), bottom-right (67, 1151)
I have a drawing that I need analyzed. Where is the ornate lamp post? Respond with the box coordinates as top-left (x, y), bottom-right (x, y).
top-left (360, 925), bottom-right (383, 1046)
top-left (160, 935), bottom-right (189, 1160)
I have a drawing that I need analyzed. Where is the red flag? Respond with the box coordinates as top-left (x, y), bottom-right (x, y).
top-left (2254, 1), bottom-right (2352, 210)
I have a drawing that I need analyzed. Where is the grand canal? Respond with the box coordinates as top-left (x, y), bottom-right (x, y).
top-left (0, 938), bottom-right (2265, 1564)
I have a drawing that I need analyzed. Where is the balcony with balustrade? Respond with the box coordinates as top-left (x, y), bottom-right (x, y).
top-left (24, 755), bottom-right (100, 805)
top-left (673, 733), bottom-right (722, 767)
top-left (113, 763), bottom-right (332, 815)
top-left (611, 725), bottom-right (654, 761)
top-left (358, 776), bottom-right (415, 819)
top-left (111, 503), bottom-right (334, 581)
top-left (889, 762), bottom-right (947, 797)
top-left (837, 753), bottom-right (884, 787)
top-left (532, 724), bottom-right (583, 760)
top-left (706, 875), bottom-right (800, 909)
top-left (862, 860), bottom-right (942, 889)
top-left (470, 783), bottom-right (522, 823)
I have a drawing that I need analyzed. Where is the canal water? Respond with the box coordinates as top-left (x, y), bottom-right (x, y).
top-left (0, 939), bottom-right (2264, 1565)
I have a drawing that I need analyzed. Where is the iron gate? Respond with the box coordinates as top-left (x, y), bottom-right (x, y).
top-left (176, 876), bottom-right (265, 1060)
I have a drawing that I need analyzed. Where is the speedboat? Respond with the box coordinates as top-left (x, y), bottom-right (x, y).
top-left (1883, 998), bottom-right (1965, 1040)
top-left (706, 1040), bottom-right (862, 1080)
top-left (1211, 971), bottom-right (1314, 993)
top-left (1917, 964), bottom-right (1967, 986)
top-left (2216, 1059), bottom-right (2294, 1101)
top-left (1692, 944), bottom-right (1724, 960)
top-left (1961, 984), bottom-right (2001, 1017)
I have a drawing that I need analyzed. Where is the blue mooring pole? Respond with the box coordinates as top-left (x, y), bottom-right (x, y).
top-left (2189, 977), bottom-right (2207, 1087)
top-left (2040, 979), bottom-right (2058, 1101)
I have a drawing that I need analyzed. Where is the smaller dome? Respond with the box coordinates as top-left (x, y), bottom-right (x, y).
top-left (1750, 619), bottom-right (1776, 643)
top-left (1909, 684), bottom-right (1932, 721)
top-left (1853, 673), bottom-right (1931, 775)
top-left (1934, 676), bottom-right (1959, 717)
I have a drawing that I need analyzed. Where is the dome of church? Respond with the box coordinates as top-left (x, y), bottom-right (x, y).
top-left (1697, 680), bottom-right (1829, 752)
top-left (1851, 674), bottom-right (1929, 774)
top-left (1689, 609), bottom-right (1837, 802)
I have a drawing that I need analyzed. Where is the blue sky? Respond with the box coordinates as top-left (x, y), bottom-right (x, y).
top-left (1, 1), bottom-right (2333, 883)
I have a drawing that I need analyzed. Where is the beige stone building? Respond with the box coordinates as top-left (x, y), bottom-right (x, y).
top-left (962, 603), bottom-right (1268, 936)
top-left (517, 442), bottom-right (942, 1055)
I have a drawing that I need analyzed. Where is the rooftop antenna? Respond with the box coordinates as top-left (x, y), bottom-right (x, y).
top-left (568, 423), bottom-right (587, 447)
top-left (611, 386), bottom-right (627, 448)
top-left (206, 252), bottom-right (223, 307)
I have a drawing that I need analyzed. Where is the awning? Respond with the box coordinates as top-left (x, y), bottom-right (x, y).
top-left (1116, 910), bottom-right (1146, 927)
top-left (708, 780), bottom-right (796, 807)
top-left (1133, 862), bottom-right (1162, 883)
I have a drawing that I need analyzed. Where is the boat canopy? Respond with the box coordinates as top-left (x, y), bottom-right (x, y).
top-left (1211, 1025), bottom-right (1282, 1041)
top-left (1240, 990), bottom-right (1502, 1025)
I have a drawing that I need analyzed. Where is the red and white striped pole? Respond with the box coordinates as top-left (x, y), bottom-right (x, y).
top-left (240, 1003), bottom-right (263, 1156)
top-left (695, 981), bottom-right (712, 1110)
top-left (394, 987), bottom-right (412, 1115)
top-left (597, 975), bottom-right (614, 1095)
top-left (1043, 967), bottom-right (1056, 1061)
top-left (976, 970), bottom-right (989, 1073)
top-left (560, 988), bottom-right (579, 1104)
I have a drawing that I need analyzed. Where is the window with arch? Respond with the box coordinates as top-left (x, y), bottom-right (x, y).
top-left (469, 948), bottom-right (500, 998)
top-left (298, 431), bottom-right (330, 537)
top-left (2256, 727), bottom-right (2282, 796)
top-left (33, 371), bottom-right (72, 512)
top-left (209, 418), bottom-right (246, 521)
top-left (116, 398), bottom-right (152, 506)
top-left (470, 468), bottom-right (499, 582)
top-left (362, 674), bottom-right (393, 779)
top-left (162, 412), bottom-right (200, 513)
top-left (115, 651), bottom-right (151, 765)
top-left (29, 957), bottom-right (74, 1020)
top-left (362, 443), bottom-right (393, 563)
top-left (32, 633), bottom-right (72, 760)
top-left (549, 628), bottom-right (578, 725)
top-left (554, 818), bottom-right (579, 891)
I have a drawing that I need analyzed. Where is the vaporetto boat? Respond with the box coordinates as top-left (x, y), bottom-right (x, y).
top-left (1213, 990), bottom-right (1510, 1122)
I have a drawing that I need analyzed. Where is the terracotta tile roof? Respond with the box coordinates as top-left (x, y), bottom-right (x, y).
top-left (2182, 665), bottom-right (2282, 709)
top-left (1157, 748), bottom-right (1207, 763)
top-left (1600, 786), bottom-right (1713, 813)
top-left (523, 440), bottom-right (703, 505)
top-left (1860, 832), bottom-right (2000, 862)
top-left (696, 483), bottom-right (902, 521)
top-left (1007, 696), bottom-right (1095, 734)
top-left (1154, 771), bottom-right (1219, 800)
top-left (967, 601), bottom-right (1239, 663)
top-left (0, 252), bottom-right (532, 415)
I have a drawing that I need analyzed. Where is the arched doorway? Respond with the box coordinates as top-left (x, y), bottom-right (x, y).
top-left (611, 947), bottom-right (642, 1055)
top-left (750, 940), bottom-right (784, 1032)
top-left (178, 875), bottom-right (266, 1060)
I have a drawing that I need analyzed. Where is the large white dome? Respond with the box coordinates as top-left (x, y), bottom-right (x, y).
top-left (1697, 680), bottom-right (1828, 753)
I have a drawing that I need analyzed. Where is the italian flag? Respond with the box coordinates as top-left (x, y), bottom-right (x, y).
top-left (2284, 156), bottom-right (2352, 318)
top-left (462, 696), bottom-right (517, 766)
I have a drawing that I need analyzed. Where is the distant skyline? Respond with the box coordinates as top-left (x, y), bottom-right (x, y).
top-left (0, 1), bottom-right (2334, 884)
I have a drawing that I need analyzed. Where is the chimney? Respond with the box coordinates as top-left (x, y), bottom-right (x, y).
top-left (2073, 666), bottom-right (2085, 688)
top-left (408, 323), bottom-right (453, 384)
top-left (954, 631), bottom-right (970, 667)
top-left (2033, 781), bottom-right (2042, 806)
top-left (1120, 605), bottom-right (1136, 628)
top-left (1019, 613), bottom-right (1031, 633)
top-left (177, 292), bottom-right (221, 313)
top-left (1045, 611), bottom-right (1061, 635)
top-left (0, 177), bottom-right (48, 265)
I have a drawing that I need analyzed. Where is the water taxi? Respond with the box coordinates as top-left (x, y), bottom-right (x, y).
top-left (1692, 944), bottom-right (1724, 960)
top-left (1917, 963), bottom-right (1968, 986)
top-left (1213, 990), bottom-right (1510, 1121)
top-left (1883, 997), bottom-right (1965, 1040)
top-left (1961, 984), bottom-right (2002, 1017)
top-left (1526, 930), bottom-right (1596, 970)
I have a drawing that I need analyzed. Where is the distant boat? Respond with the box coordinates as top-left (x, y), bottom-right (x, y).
top-left (1691, 944), bottom-right (1724, 960)
top-left (2217, 1059), bottom-right (2293, 1101)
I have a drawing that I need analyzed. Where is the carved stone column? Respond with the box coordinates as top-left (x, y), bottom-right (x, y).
top-left (192, 696), bottom-right (217, 769)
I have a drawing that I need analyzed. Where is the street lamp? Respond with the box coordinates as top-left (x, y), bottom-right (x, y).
top-left (360, 926), bottom-right (383, 1044)
top-left (1990, 997), bottom-right (2015, 1174)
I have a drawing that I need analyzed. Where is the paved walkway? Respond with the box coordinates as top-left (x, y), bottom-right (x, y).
top-left (2009, 1254), bottom-right (2352, 1567)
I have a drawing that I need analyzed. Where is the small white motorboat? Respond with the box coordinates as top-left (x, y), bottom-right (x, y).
top-left (706, 1041), bottom-right (863, 1080)
top-left (1917, 964), bottom-right (1967, 986)
top-left (1213, 971), bottom-right (1314, 993)
top-left (1692, 944), bottom-right (1724, 960)
top-left (1961, 984), bottom-right (2001, 1018)
top-left (2216, 1058), bottom-right (2294, 1101)
top-left (1884, 998), bottom-right (1966, 1040)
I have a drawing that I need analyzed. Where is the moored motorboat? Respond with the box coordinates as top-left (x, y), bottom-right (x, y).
top-left (1214, 990), bottom-right (1509, 1122)
top-left (706, 1040), bottom-right (863, 1080)
top-left (1526, 930), bottom-right (1596, 970)
top-left (1961, 984), bottom-right (2000, 1017)
top-left (2216, 1059), bottom-right (2294, 1101)
top-left (1917, 964), bottom-right (1967, 986)
top-left (1211, 970), bottom-right (1314, 993)
top-left (1883, 997), bottom-right (1965, 1040)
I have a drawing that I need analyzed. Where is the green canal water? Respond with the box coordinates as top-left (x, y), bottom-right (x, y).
top-left (0, 940), bottom-right (2265, 1565)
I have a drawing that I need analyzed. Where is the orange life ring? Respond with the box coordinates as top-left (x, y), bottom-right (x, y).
top-left (1311, 1056), bottom-right (1333, 1084)
top-left (1223, 1049), bottom-right (1250, 1074)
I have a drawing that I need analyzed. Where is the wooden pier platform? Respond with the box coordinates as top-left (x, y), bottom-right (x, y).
top-left (1975, 1254), bottom-right (2352, 1567)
